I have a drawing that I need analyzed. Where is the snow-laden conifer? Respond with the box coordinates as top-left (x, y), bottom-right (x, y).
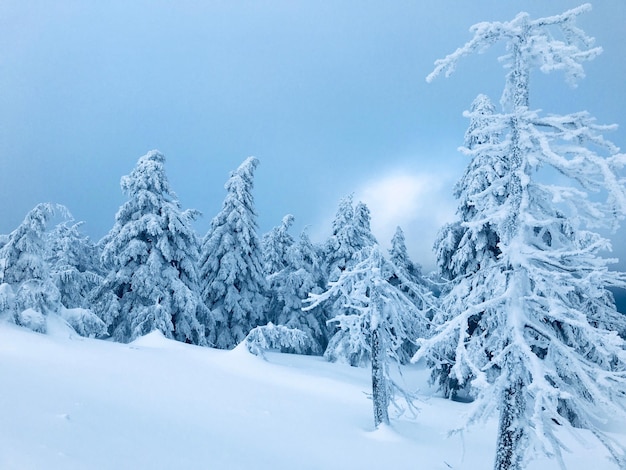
top-left (321, 198), bottom-right (379, 355)
top-left (199, 157), bottom-right (268, 349)
top-left (0, 203), bottom-right (65, 331)
top-left (387, 226), bottom-right (436, 362)
top-left (420, 5), bottom-right (626, 469)
top-left (313, 244), bottom-right (431, 366)
top-left (91, 150), bottom-right (207, 345)
top-left (323, 196), bottom-right (377, 283)
top-left (263, 214), bottom-right (295, 324)
top-left (435, 94), bottom-right (504, 281)
top-left (262, 214), bottom-right (295, 278)
top-left (271, 229), bottom-right (327, 354)
top-left (0, 203), bottom-right (104, 336)
top-left (305, 245), bottom-right (428, 427)
top-left (46, 221), bottom-right (103, 310)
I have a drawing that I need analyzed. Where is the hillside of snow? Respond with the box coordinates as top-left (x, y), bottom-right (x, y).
top-left (1, 320), bottom-right (623, 470)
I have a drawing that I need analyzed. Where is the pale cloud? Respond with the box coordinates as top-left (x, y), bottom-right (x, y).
top-left (356, 169), bottom-right (457, 272)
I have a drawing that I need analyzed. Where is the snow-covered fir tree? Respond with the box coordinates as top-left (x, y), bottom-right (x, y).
top-left (429, 94), bottom-right (507, 400)
top-left (91, 150), bottom-right (207, 345)
top-left (0, 203), bottom-right (66, 332)
top-left (263, 214), bottom-right (295, 324)
top-left (271, 229), bottom-right (327, 354)
top-left (0, 203), bottom-right (103, 336)
top-left (262, 214), bottom-right (295, 278)
top-left (321, 197), bottom-right (378, 357)
top-left (322, 195), bottom-right (377, 283)
top-left (317, 242), bottom-right (431, 367)
top-left (46, 221), bottom-right (103, 310)
top-left (435, 94), bottom-right (504, 281)
top-left (387, 226), bottom-right (436, 362)
top-left (418, 5), bottom-right (626, 469)
top-left (199, 157), bottom-right (268, 349)
top-left (305, 245), bottom-right (428, 427)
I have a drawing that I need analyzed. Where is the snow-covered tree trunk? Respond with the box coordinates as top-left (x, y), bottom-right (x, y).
top-left (494, 375), bottom-right (526, 470)
top-left (371, 320), bottom-right (389, 428)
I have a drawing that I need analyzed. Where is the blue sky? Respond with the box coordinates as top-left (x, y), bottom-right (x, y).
top-left (1, 1), bottom-right (625, 272)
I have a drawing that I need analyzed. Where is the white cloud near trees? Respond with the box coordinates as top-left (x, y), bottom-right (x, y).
top-left (356, 169), bottom-right (457, 272)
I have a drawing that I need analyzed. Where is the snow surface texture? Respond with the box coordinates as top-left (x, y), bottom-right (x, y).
top-left (1, 321), bottom-right (623, 470)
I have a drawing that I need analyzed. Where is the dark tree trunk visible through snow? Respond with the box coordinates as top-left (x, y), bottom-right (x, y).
top-left (371, 323), bottom-right (389, 428)
top-left (494, 377), bottom-right (526, 470)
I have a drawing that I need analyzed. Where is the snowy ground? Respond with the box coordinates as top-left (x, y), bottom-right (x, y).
top-left (1, 320), bottom-right (623, 470)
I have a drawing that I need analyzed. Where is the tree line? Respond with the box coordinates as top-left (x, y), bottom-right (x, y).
top-left (2, 4), bottom-right (626, 470)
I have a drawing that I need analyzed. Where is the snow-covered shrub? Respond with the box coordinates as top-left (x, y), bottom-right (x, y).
top-left (244, 323), bottom-right (314, 358)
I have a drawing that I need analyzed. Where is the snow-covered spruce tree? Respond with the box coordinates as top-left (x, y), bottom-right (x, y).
top-left (389, 226), bottom-right (422, 282)
top-left (417, 5), bottom-right (626, 469)
top-left (0, 203), bottom-right (64, 332)
top-left (429, 94), bottom-right (507, 400)
top-left (305, 245), bottom-right (428, 427)
top-left (262, 215), bottom-right (327, 353)
top-left (91, 150), bottom-right (207, 345)
top-left (263, 214), bottom-right (295, 324)
top-left (0, 203), bottom-right (101, 334)
top-left (199, 157), bottom-right (268, 349)
top-left (321, 197), bottom-right (378, 359)
top-left (322, 196), bottom-right (377, 284)
top-left (435, 94), bottom-right (504, 281)
top-left (46, 221), bottom-right (103, 310)
top-left (262, 214), bottom-right (295, 278)
top-left (387, 226), bottom-right (436, 363)
top-left (272, 229), bottom-right (327, 354)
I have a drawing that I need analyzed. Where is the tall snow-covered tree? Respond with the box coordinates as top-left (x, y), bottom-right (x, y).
top-left (305, 245), bottom-right (428, 427)
top-left (199, 157), bottom-right (268, 349)
top-left (91, 150), bottom-right (207, 345)
top-left (418, 5), bottom-right (626, 469)
top-left (429, 94), bottom-right (507, 400)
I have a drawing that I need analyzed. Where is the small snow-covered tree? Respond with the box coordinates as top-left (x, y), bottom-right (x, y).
top-left (321, 197), bottom-right (378, 354)
top-left (0, 203), bottom-right (65, 332)
top-left (263, 214), bottom-right (295, 324)
top-left (46, 221), bottom-right (103, 310)
top-left (435, 94), bottom-right (504, 281)
top-left (322, 196), bottom-right (377, 283)
top-left (387, 226), bottom-right (436, 362)
top-left (91, 150), bottom-right (207, 345)
top-left (389, 227), bottom-right (421, 281)
top-left (305, 245), bottom-right (428, 427)
top-left (199, 157), bottom-right (268, 349)
top-left (262, 214), bottom-right (295, 277)
top-left (420, 5), bottom-right (626, 469)
top-left (0, 203), bottom-right (104, 336)
top-left (270, 229), bottom-right (327, 354)
top-left (244, 322), bottom-right (315, 358)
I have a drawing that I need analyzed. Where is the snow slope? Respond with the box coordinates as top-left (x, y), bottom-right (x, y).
top-left (0, 320), bottom-right (623, 470)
